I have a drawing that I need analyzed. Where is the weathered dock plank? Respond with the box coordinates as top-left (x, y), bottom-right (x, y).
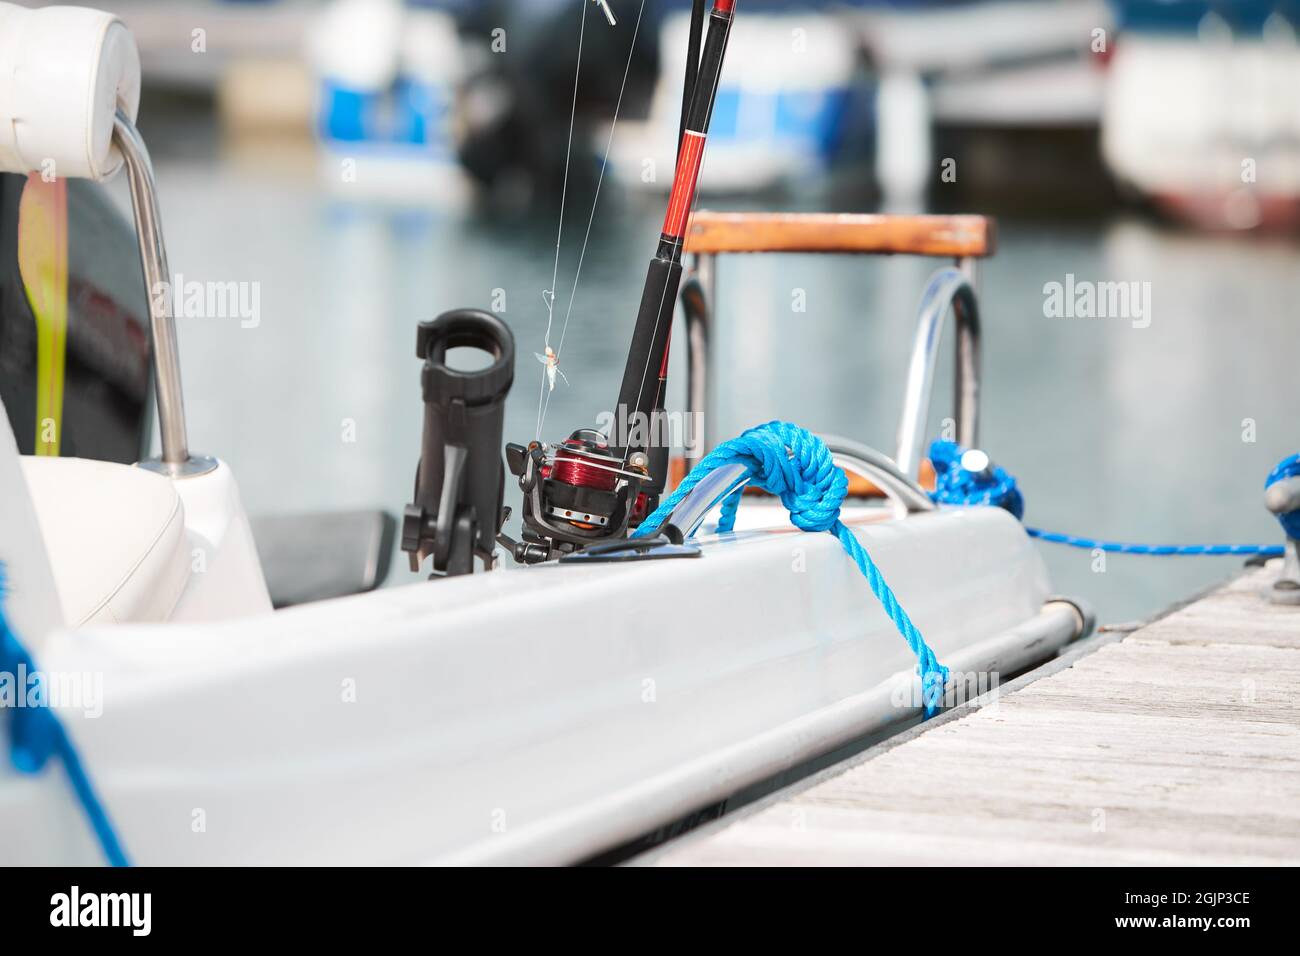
top-left (652, 562), bottom-right (1300, 866)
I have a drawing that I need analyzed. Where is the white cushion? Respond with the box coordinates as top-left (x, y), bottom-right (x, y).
top-left (20, 457), bottom-right (189, 626)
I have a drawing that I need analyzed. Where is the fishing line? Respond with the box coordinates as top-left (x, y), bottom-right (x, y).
top-left (539, 0), bottom-right (650, 442)
top-left (536, 0), bottom-right (589, 441)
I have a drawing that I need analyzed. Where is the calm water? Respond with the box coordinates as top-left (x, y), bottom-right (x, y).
top-left (121, 141), bottom-right (1300, 626)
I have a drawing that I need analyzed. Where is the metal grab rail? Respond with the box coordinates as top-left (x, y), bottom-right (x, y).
top-left (820, 435), bottom-right (935, 515)
top-left (663, 434), bottom-right (934, 539)
top-left (679, 266), bottom-right (712, 472)
top-left (678, 212), bottom-right (989, 485)
top-left (663, 462), bottom-right (750, 539)
top-left (112, 109), bottom-right (215, 477)
top-left (680, 259), bottom-right (982, 486)
top-left (894, 267), bottom-right (980, 482)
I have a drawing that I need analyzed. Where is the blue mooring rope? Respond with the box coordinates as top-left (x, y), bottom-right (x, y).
top-left (929, 440), bottom-right (1291, 557)
top-left (0, 567), bottom-right (130, 866)
top-left (633, 421), bottom-right (949, 717)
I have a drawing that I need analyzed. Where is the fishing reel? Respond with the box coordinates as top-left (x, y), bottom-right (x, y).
top-left (401, 307), bottom-right (657, 572)
top-left (501, 431), bottom-right (651, 563)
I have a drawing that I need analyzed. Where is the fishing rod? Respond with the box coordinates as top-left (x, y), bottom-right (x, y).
top-left (500, 0), bottom-right (737, 563)
top-left (406, 0), bottom-right (736, 573)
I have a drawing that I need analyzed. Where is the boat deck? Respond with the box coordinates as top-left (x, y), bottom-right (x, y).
top-left (646, 560), bottom-right (1300, 865)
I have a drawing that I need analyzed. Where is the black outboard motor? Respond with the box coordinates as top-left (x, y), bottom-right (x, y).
top-left (402, 309), bottom-right (514, 576)
top-left (451, 0), bottom-right (660, 199)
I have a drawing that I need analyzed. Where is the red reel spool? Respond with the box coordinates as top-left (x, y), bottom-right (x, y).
top-left (551, 438), bottom-right (618, 493)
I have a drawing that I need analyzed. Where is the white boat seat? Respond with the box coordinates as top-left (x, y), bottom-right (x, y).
top-left (20, 457), bottom-right (189, 626)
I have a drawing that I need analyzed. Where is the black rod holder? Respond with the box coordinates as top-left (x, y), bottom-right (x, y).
top-left (402, 309), bottom-right (514, 577)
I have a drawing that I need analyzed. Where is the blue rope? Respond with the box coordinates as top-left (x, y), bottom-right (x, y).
top-left (1023, 530), bottom-right (1281, 557)
top-left (928, 440), bottom-right (1024, 520)
top-left (0, 567), bottom-right (130, 866)
top-left (634, 421), bottom-right (949, 717)
top-left (929, 439), bottom-right (1289, 557)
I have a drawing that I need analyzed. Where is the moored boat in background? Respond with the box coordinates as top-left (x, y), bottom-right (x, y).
top-left (1102, 0), bottom-right (1300, 232)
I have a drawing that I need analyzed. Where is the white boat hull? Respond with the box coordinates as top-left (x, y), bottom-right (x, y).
top-left (0, 503), bottom-right (1073, 865)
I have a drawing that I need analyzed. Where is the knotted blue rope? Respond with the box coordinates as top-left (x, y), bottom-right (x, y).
top-left (633, 421), bottom-right (949, 717)
top-left (0, 567), bottom-right (130, 866)
top-left (929, 439), bottom-right (1288, 557)
top-left (1266, 454), bottom-right (1300, 540)
top-left (929, 440), bottom-right (1024, 520)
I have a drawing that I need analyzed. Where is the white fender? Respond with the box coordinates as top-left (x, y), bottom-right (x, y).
top-left (0, 3), bottom-right (141, 181)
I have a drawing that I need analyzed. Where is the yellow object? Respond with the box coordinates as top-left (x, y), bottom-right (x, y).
top-left (16, 174), bottom-right (69, 456)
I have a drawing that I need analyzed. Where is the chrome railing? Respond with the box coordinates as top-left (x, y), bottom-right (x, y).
top-left (662, 462), bottom-right (750, 539)
top-left (680, 255), bottom-right (982, 489)
top-left (661, 434), bottom-right (934, 540)
top-left (112, 109), bottom-right (216, 478)
top-left (680, 258), bottom-right (714, 474)
top-left (820, 434), bottom-right (935, 515)
top-left (894, 267), bottom-right (980, 481)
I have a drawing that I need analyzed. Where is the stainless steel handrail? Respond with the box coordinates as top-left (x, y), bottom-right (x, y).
top-left (819, 434), bottom-right (935, 515)
top-left (662, 462), bottom-right (750, 539)
top-left (681, 253), bottom-right (715, 474)
top-left (683, 258), bottom-right (980, 486)
top-left (894, 267), bottom-right (980, 482)
top-left (661, 435), bottom-right (933, 539)
top-left (112, 109), bottom-right (216, 478)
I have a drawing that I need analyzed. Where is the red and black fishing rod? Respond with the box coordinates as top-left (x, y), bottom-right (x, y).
top-left (503, 0), bottom-right (737, 562)
top-left (612, 0), bottom-right (735, 508)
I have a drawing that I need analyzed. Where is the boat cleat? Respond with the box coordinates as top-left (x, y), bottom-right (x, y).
top-left (1264, 475), bottom-right (1300, 605)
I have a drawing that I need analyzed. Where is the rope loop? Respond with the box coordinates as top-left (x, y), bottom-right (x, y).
top-left (720, 421), bottom-right (847, 534)
top-left (636, 422), bottom-right (948, 717)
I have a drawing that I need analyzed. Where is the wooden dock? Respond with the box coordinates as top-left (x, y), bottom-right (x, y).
top-left (648, 562), bottom-right (1300, 866)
